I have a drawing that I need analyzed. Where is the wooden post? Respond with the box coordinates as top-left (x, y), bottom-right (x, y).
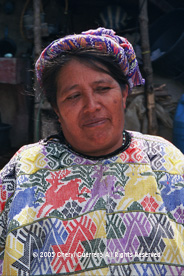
top-left (139, 0), bottom-right (157, 135)
top-left (33, 0), bottom-right (42, 141)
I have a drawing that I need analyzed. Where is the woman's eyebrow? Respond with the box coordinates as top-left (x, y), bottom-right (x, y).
top-left (59, 79), bottom-right (113, 95)
top-left (93, 79), bottom-right (113, 85)
top-left (60, 84), bottom-right (79, 95)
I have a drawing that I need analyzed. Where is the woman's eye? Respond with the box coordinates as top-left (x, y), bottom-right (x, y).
top-left (67, 93), bottom-right (80, 100)
top-left (96, 86), bottom-right (110, 92)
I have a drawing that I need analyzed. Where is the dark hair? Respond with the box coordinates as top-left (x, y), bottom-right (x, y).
top-left (41, 48), bottom-right (129, 108)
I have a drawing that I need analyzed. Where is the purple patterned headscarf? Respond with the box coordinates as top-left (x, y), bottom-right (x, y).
top-left (35, 27), bottom-right (144, 93)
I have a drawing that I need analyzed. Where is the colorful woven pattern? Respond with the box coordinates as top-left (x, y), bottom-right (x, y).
top-left (35, 27), bottom-right (145, 92)
top-left (0, 131), bottom-right (184, 275)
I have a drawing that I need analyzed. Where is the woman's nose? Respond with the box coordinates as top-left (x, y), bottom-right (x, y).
top-left (83, 93), bottom-right (101, 113)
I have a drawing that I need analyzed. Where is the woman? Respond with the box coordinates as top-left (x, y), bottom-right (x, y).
top-left (0, 28), bottom-right (184, 276)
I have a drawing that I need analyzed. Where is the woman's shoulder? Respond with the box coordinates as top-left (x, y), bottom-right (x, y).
top-left (15, 135), bottom-right (64, 157)
top-left (127, 130), bottom-right (172, 145)
top-left (127, 130), bottom-right (182, 151)
top-left (127, 130), bottom-right (184, 172)
top-left (1, 135), bottom-right (67, 175)
top-left (128, 131), bottom-right (184, 166)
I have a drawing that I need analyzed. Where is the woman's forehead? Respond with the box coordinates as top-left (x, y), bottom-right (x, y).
top-left (57, 60), bottom-right (116, 89)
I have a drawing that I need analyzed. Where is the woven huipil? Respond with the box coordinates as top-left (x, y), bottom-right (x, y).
top-left (0, 131), bottom-right (184, 276)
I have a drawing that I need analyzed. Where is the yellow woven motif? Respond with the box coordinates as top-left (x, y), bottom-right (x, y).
top-left (89, 210), bottom-right (106, 239)
top-left (3, 234), bottom-right (24, 276)
top-left (164, 146), bottom-right (184, 175)
top-left (15, 206), bottom-right (36, 225)
top-left (117, 164), bottom-right (163, 211)
top-left (19, 145), bottom-right (47, 174)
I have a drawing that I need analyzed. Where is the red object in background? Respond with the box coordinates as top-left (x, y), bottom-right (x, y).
top-left (0, 58), bottom-right (26, 84)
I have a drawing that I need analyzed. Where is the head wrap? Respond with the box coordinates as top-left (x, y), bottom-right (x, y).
top-left (35, 27), bottom-right (144, 93)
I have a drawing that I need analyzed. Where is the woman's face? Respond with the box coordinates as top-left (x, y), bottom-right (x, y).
top-left (55, 59), bottom-right (128, 156)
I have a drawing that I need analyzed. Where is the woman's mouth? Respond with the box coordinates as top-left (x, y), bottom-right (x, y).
top-left (82, 118), bottom-right (108, 128)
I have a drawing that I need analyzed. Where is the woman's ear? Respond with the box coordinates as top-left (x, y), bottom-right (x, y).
top-left (53, 107), bottom-right (61, 124)
top-left (54, 107), bottom-right (59, 117)
top-left (122, 85), bottom-right (128, 109)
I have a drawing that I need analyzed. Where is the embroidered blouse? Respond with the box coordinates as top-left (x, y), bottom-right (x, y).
top-left (0, 131), bottom-right (184, 275)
